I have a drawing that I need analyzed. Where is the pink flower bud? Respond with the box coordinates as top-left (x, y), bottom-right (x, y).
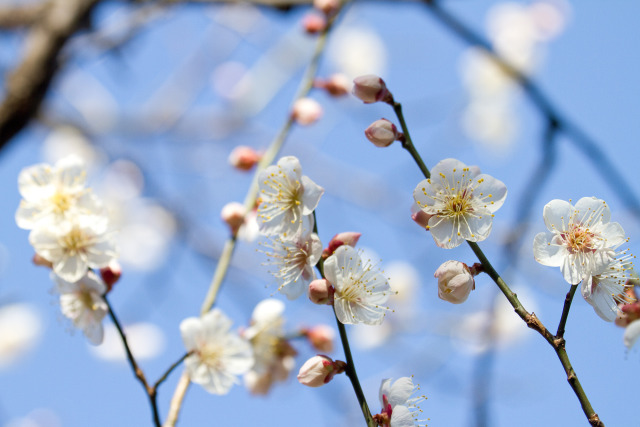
top-left (434, 260), bottom-right (475, 304)
top-left (304, 325), bottom-right (335, 353)
top-left (352, 74), bottom-right (391, 104)
top-left (302, 12), bottom-right (326, 34)
top-left (228, 146), bottom-right (261, 171)
top-left (364, 119), bottom-right (400, 148)
top-left (291, 97), bottom-right (323, 126)
top-left (308, 279), bottom-right (334, 305)
top-left (100, 260), bottom-right (122, 292)
top-left (221, 202), bottom-right (246, 236)
top-left (314, 73), bottom-right (350, 97)
top-left (410, 203), bottom-right (433, 229)
top-left (314, 0), bottom-right (340, 15)
top-left (297, 355), bottom-right (346, 387)
top-left (322, 231), bottom-right (361, 259)
top-left (32, 253), bottom-right (53, 268)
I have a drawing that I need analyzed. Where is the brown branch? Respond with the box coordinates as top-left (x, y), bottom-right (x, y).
top-left (0, 0), bottom-right (101, 149)
top-left (0, 2), bottom-right (50, 29)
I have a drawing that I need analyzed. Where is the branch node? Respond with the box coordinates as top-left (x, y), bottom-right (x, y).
top-left (588, 414), bottom-right (604, 427)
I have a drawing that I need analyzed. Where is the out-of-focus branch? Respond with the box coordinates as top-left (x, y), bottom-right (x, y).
top-left (0, 2), bottom-right (50, 28)
top-left (0, 0), bottom-right (101, 149)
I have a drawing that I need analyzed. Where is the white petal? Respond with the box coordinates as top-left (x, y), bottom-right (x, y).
top-left (624, 319), bottom-right (640, 350)
top-left (389, 405), bottom-right (414, 427)
top-left (574, 197), bottom-right (609, 225)
top-left (300, 175), bottom-right (324, 215)
top-left (180, 317), bottom-right (203, 351)
top-left (428, 217), bottom-right (463, 249)
top-left (388, 377), bottom-right (414, 407)
top-left (473, 174), bottom-right (507, 213)
top-left (598, 222), bottom-right (626, 248)
top-left (533, 232), bottom-right (565, 267)
top-left (379, 378), bottom-right (392, 406)
top-left (460, 211), bottom-right (492, 241)
top-left (543, 199), bottom-right (573, 232)
top-left (430, 158), bottom-right (471, 184)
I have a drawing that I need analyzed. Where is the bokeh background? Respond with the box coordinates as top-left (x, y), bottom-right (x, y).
top-left (0, 1), bottom-right (638, 426)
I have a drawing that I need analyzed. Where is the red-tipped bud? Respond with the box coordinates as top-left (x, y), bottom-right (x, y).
top-left (410, 203), bottom-right (433, 229)
top-left (304, 325), bottom-right (335, 353)
top-left (100, 260), bottom-right (122, 292)
top-left (352, 74), bottom-right (391, 104)
top-left (314, 73), bottom-right (350, 97)
top-left (322, 231), bottom-right (361, 259)
top-left (364, 118), bottom-right (400, 148)
top-left (32, 253), bottom-right (53, 268)
top-left (302, 12), bottom-right (326, 34)
top-left (434, 260), bottom-right (475, 304)
top-left (221, 202), bottom-right (246, 236)
top-left (291, 97), bottom-right (323, 126)
top-left (297, 355), bottom-right (346, 387)
top-left (228, 146), bottom-right (261, 171)
top-left (314, 0), bottom-right (340, 15)
top-left (308, 279), bottom-right (334, 305)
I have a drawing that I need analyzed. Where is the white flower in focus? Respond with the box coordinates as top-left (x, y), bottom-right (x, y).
top-left (54, 271), bottom-right (108, 345)
top-left (257, 156), bottom-right (324, 238)
top-left (16, 155), bottom-right (104, 230)
top-left (377, 377), bottom-right (428, 427)
top-left (324, 245), bottom-right (392, 325)
top-left (30, 214), bottom-right (117, 283)
top-left (413, 158), bottom-right (507, 249)
top-left (243, 299), bottom-right (296, 395)
top-left (533, 197), bottom-right (626, 284)
top-left (261, 227), bottom-right (322, 300)
top-left (581, 249), bottom-right (635, 322)
top-left (180, 309), bottom-right (254, 395)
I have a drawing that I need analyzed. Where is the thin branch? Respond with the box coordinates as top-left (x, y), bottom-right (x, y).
top-left (0, 2), bottom-right (49, 29)
top-left (154, 352), bottom-right (191, 390)
top-left (556, 284), bottom-right (579, 339)
top-left (422, 0), bottom-right (640, 221)
top-left (0, 0), bottom-right (102, 150)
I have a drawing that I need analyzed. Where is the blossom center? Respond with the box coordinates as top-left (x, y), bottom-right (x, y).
top-left (51, 191), bottom-right (72, 214)
top-left (61, 228), bottom-right (90, 255)
top-left (442, 189), bottom-right (473, 217)
top-left (561, 224), bottom-right (597, 255)
top-left (200, 344), bottom-right (225, 368)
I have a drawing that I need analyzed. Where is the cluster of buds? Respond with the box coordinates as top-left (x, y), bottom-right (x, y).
top-left (297, 355), bottom-right (346, 387)
top-left (434, 261), bottom-right (482, 304)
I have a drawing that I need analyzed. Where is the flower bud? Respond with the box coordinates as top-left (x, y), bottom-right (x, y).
top-left (302, 12), bottom-right (326, 34)
top-left (352, 74), bottom-right (391, 104)
top-left (322, 231), bottom-right (361, 259)
top-left (314, 0), bottom-right (340, 15)
top-left (434, 260), bottom-right (475, 304)
top-left (32, 253), bottom-right (53, 268)
top-left (308, 279), bottom-right (334, 305)
top-left (228, 146), bottom-right (261, 171)
top-left (297, 355), bottom-right (346, 387)
top-left (100, 260), bottom-right (122, 292)
top-left (314, 73), bottom-right (350, 97)
top-left (291, 97), bottom-right (323, 125)
top-left (410, 203), bottom-right (433, 229)
top-left (364, 119), bottom-right (400, 148)
top-left (221, 202), bottom-right (246, 236)
top-left (304, 325), bottom-right (335, 353)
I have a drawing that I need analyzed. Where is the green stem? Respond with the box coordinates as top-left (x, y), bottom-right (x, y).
top-left (556, 284), bottom-right (579, 339)
top-left (154, 352), bottom-right (191, 390)
top-left (392, 101), bottom-right (430, 179)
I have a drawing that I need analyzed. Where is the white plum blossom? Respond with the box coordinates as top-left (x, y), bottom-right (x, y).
top-left (581, 249), bottom-right (635, 322)
top-left (29, 214), bottom-right (117, 283)
top-left (242, 299), bottom-right (296, 395)
top-left (54, 271), bottom-right (108, 345)
top-left (324, 245), bottom-right (392, 325)
top-left (261, 225), bottom-right (322, 300)
top-left (180, 309), bottom-right (254, 395)
top-left (257, 156), bottom-right (324, 238)
top-left (16, 155), bottom-right (104, 230)
top-left (413, 158), bottom-right (507, 249)
top-left (376, 377), bottom-right (428, 427)
top-left (533, 197), bottom-right (626, 284)
top-left (434, 260), bottom-right (475, 304)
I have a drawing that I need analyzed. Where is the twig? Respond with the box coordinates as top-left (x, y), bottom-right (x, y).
top-left (556, 284), bottom-right (579, 339)
top-left (0, 2), bottom-right (49, 28)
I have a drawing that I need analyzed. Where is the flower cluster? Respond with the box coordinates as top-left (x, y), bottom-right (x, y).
top-left (533, 197), bottom-right (635, 321)
top-left (16, 156), bottom-right (119, 344)
top-left (374, 377), bottom-right (428, 427)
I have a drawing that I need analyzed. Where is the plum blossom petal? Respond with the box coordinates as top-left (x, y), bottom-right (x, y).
top-left (376, 377), bottom-right (428, 427)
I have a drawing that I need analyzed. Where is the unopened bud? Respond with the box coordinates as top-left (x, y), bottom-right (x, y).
top-left (314, 73), bottom-right (350, 97)
top-left (434, 260), bottom-right (475, 304)
top-left (314, 0), bottom-right (340, 15)
top-left (302, 12), bottom-right (326, 34)
top-left (352, 74), bottom-right (391, 104)
top-left (228, 146), bottom-right (261, 171)
top-left (32, 253), bottom-right (53, 268)
top-left (221, 202), bottom-right (246, 236)
top-left (322, 232), bottom-right (361, 259)
top-left (100, 260), bottom-right (122, 292)
top-left (410, 203), bottom-right (433, 229)
top-left (308, 279), bottom-right (334, 305)
top-left (292, 97), bottom-right (323, 126)
top-left (297, 355), bottom-right (346, 387)
top-left (365, 119), bottom-right (400, 148)
top-left (304, 325), bottom-right (335, 353)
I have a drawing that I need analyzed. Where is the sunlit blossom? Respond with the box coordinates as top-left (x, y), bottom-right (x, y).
top-left (324, 245), bottom-right (392, 325)
top-left (257, 156), bottom-right (324, 238)
top-left (180, 309), bottom-right (254, 395)
top-left (54, 271), bottom-right (108, 345)
top-left (413, 158), bottom-right (507, 249)
top-left (533, 197), bottom-right (626, 284)
top-left (375, 377), bottom-right (428, 427)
